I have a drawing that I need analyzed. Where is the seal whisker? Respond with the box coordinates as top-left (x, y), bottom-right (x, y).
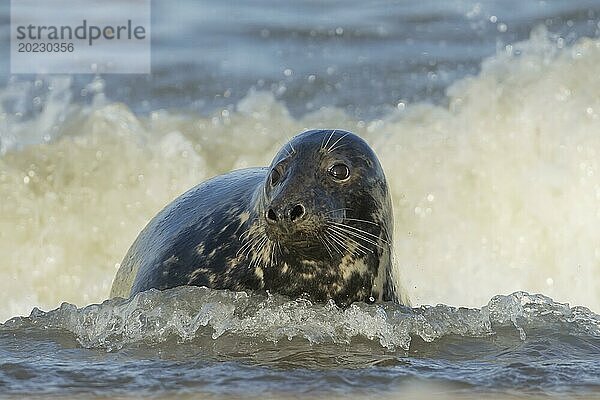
top-left (238, 225), bottom-right (255, 242)
top-left (240, 240), bottom-right (257, 260)
top-left (341, 217), bottom-right (392, 243)
top-left (331, 228), bottom-right (384, 252)
top-left (325, 208), bottom-right (349, 215)
top-left (254, 234), bottom-right (269, 256)
top-left (266, 240), bottom-right (275, 269)
top-left (324, 236), bottom-right (340, 255)
top-left (269, 240), bottom-right (279, 269)
top-left (249, 234), bottom-right (269, 269)
top-left (322, 129), bottom-right (337, 151)
top-left (329, 221), bottom-right (390, 246)
top-left (318, 233), bottom-right (334, 259)
top-left (341, 217), bottom-right (379, 226)
top-left (327, 132), bottom-right (349, 153)
top-left (329, 143), bottom-right (348, 153)
top-left (330, 220), bottom-right (381, 236)
top-left (267, 241), bottom-right (273, 268)
top-left (328, 224), bottom-right (386, 252)
top-left (237, 235), bottom-right (255, 258)
top-left (276, 139), bottom-right (292, 158)
top-left (325, 228), bottom-right (352, 256)
top-left (327, 225), bottom-right (374, 254)
top-left (274, 241), bottom-right (280, 266)
top-left (321, 130), bottom-right (329, 149)
top-left (238, 226), bottom-right (260, 253)
top-left (238, 225), bottom-right (269, 262)
top-left (343, 217), bottom-right (392, 243)
top-left (324, 231), bottom-right (344, 256)
top-left (258, 239), bottom-right (272, 270)
top-left (327, 226), bottom-right (370, 255)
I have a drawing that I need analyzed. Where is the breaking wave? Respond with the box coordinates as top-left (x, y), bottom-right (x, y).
top-left (1, 29), bottom-right (600, 321)
top-left (3, 288), bottom-right (598, 353)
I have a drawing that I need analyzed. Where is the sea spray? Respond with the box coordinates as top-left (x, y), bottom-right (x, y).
top-left (3, 288), bottom-right (598, 352)
top-left (1, 31), bottom-right (600, 321)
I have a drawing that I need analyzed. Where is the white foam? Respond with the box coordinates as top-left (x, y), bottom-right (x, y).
top-left (3, 288), bottom-right (598, 351)
top-left (0, 30), bottom-right (599, 320)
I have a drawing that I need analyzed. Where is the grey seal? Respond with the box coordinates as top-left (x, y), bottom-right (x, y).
top-left (110, 129), bottom-right (408, 306)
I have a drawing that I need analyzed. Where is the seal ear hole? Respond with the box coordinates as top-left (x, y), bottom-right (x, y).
top-left (329, 163), bottom-right (351, 181)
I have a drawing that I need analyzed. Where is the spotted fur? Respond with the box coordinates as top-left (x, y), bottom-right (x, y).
top-left (110, 130), bottom-right (408, 307)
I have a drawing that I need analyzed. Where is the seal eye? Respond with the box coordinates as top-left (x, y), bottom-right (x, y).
top-left (329, 163), bottom-right (350, 181)
top-left (270, 168), bottom-right (281, 186)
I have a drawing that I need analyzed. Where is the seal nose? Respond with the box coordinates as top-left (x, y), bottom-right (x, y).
top-left (266, 208), bottom-right (278, 222)
top-left (289, 204), bottom-right (305, 222)
top-left (266, 203), bottom-right (305, 224)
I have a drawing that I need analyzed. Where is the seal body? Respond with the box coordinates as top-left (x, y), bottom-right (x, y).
top-left (111, 129), bottom-right (408, 306)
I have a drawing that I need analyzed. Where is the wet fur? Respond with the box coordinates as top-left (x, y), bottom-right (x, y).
top-left (111, 130), bottom-right (406, 306)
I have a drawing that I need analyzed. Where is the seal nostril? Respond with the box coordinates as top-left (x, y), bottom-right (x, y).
top-left (266, 208), bottom-right (278, 222)
top-left (290, 204), bottom-right (305, 222)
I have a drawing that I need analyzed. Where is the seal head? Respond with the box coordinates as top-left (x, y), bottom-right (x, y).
top-left (249, 130), bottom-right (397, 305)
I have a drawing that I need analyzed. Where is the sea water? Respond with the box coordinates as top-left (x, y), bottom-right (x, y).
top-left (0, 0), bottom-right (599, 398)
